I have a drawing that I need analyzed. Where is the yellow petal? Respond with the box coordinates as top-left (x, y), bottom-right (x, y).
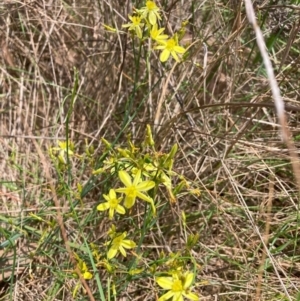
top-left (97, 203), bottom-right (110, 211)
top-left (121, 239), bottom-right (136, 249)
top-left (157, 27), bottom-right (165, 35)
top-left (108, 208), bottom-right (115, 219)
top-left (119, 170), bottom-right (132, 187)
top-left (124, 195), bottom-right (136, 208)
top-left (119, 245), bottom-right (127, 257)
top-left (136, 180), bottom-right (155, 191)
top-left (128, 15), bottom-right (134, 22)
top-left (83, 271), bottom-right (93, 280)
top-left (133, 169), bottom-right (142, 186)
top-left (172, 293), bottom-right (183, 301)
top-left (171, 51), bottom-right (180, 62)
top-left (136, 191), bottom-right (153, 203)
top-left (149, 11), bottom-right (156, 25)
top-left (103, 194), bottom-right (111, 202)
top-left (183, 292), bottom-right (199, 301)
top-left (109, 189), bottom-right (117, 199)
top-left (115, 187), bottom-right (127, 193)
top-left (136, 26), bottom-right (142, 39)
top-left (116, 205), bottom-right (126, 215)
top-left (174, 45), bottom-right (186, 54)
top-left (107, 247), bottom-right (118, 259)
top-left (183, 273), bottom-right (194, 289)
top-left (158, 290), bottom-right (175, 301)
top-left (160, 49), bottom-right (170, 62)
top-left (156, 277), bottom-right (173, 289)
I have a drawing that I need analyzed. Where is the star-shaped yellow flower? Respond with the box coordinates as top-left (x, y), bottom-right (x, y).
top-left (116, 169), bottom-right (156, 214)
top-left (97, 189), bottom-right (125, 220)
top-left (77, 260), bottom-right (93, 280)
top-left (156, 272), bottom-right (199, 301)
top-left (107, 232), bottom-right (136, 259)
top-left (139, 1), bottom-right (161, 25)
top-left (122, 15), bottom-right (144, 39)
top-left (156, 38), bottom-right (186, 62)
top-left (150, 23), bottom-right (168, 44)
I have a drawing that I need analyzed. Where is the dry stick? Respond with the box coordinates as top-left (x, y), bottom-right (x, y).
top-left (31, 138), bottom-right (95, 301)
top-left (255, 178), bottom-right (274, 301)
top-left (244, 1), bottom-right (299, 300)
top-left (244, 0), bottom-right (300, 189)
top-left (154, 62), bottom-right (177, 132)
top-left (262, 4), bottom-right (300, 11)
top-left (278, 21), bottom-right (300, 72)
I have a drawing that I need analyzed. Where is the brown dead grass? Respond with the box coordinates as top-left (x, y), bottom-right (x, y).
top-left (1, 0), bottom-right (300, 300)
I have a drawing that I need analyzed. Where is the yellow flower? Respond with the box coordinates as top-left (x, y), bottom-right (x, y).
top-left (139, 1), bottom-right (161, 25)
top-left (49, 140), bottom-right (74, 164)
top-left (77, 259), bottom-right (93, 280)
top-left (97, 189), bottom-right (125, 219)
top-left (156, 272), bottom-right (199, 301)
top-left (116, 170), bottom-right (156, 214)
top-left (122, 15), bottom-right (144, 39)
top-left (107, 232), bottom-right (136, 259)
top-left (150, 23), bottom-right (168, 44)
top-left (156, 38), bottom-right (186, 62)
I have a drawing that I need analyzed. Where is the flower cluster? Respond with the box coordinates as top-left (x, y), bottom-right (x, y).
top-left (48, 122), bottom-right (201, 300)
top-left (94, 125), bottom-right (182, 262)
top-left (95, 125), bottom-right (182, 223)
top-left (97, 169), bottom-right (156, 219)
top-left (118, 1), bottom-right (186, 63)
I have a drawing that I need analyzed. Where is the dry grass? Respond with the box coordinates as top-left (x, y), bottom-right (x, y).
top-left (1, 0), bottom-right (300, 300)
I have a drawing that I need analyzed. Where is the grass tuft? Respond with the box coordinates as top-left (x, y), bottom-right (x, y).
top-left (1, 1), bottom-right (300, 300)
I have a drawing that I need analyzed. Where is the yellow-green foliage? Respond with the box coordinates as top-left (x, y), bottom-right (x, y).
top-left (50, 124), bottom-right (200, 300)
